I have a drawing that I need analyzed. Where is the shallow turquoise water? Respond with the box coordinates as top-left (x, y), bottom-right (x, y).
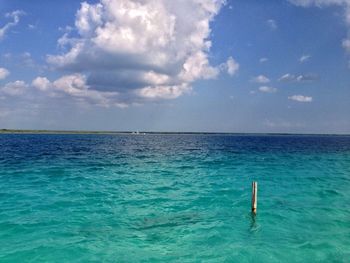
top-left (0, 134), bottom-right (349, 262)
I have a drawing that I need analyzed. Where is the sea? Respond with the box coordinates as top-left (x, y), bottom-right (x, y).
top-left (0, 134), bottom-right (349, 262)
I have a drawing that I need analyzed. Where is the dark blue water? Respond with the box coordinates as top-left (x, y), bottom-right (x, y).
top-left (0, 134), bottom-right (349, 262)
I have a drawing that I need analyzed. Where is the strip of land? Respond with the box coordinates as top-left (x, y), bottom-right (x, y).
top-left (0, 129), bottom-right (349, 136)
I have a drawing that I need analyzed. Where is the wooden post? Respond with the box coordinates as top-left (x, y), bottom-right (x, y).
top-left (252, 181), bottom-right (258, 214)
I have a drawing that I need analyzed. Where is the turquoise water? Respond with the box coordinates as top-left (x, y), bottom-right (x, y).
top-left (0, 134), bottom-right (349, 262)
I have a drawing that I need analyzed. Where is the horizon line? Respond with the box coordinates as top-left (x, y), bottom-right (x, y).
top-left (0, 129), bottom-right (349, 136)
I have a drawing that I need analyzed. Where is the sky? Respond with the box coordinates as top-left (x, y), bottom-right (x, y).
top-left (0, 0), bottom-right (350, 133)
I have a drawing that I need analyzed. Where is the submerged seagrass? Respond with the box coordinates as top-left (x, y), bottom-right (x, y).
top-left (0, 134), bottom-right (349, 262)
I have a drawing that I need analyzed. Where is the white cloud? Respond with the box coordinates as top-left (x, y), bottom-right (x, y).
top-left (0, 10), bottom-right (25, 40)
top-left (278, 73), bottom-right (318, 82)
top-left (279, 73), bottom-right (295, 82)
top-left (259, 57), bottom-right (268, 63)
top-left (32, 77), bottom-right (52, 91)
top-left (47, 0), bottom-right (228, 103)
top-left (32, 74), bottom-right (122, 107)
top-left (288, 94), bottom-right (313, 102)
top-left (135, 84), bottom-right (190, 100)
top-left (259, 86), bottom-right (277, 93)
top-left (251, 75), bottom-right (270, 83)
top-left (223, 56), bottom-right (239, 76)
top-left (299, 54), bottom-right (311, 63)
top-left (1, 80), bottom-right (28, 96)
top-left (267, 19), bottom-right (277, 30)
top-left (4, 73), bottom-right (128, 108)
top-left (53, 74), bottom-right (89, 94)
top-left (0, 68), bottom-right (10, 80)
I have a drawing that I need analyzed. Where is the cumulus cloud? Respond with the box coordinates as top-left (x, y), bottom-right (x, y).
top-left (135, 83), bottom-right (190, 100)
top-left (0, 10), bottom-right (25, 40)
top-left (259, 86), bottom-right (277, 93)
top-left (0, 68), bottom-right (10, 80)
top-left (299, 54), bottom-right (311, 63)
top-left (267, 19), bottom-right (277, 30)
top-left (32, 74), bottom-right (122, 107)
top-left (259, 57), bottom-right (268, 63)
top-left (288, 94), bottom-right (313, 102)
top-left (32, 77), bottom-right (52, 91)
top-left (251, 75), bottom-right (270, 83)
top-left (221, 56), bottom-right (239, 76)
top-left (47, 0), bottom-right (229, 103)
top-left (1, 80), bottom-right (28, 96)
top-left (278, 73), bottom-right (318, 82)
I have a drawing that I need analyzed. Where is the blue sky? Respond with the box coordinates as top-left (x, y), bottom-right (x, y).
top-left (0, 0), bottom-right (349, 133)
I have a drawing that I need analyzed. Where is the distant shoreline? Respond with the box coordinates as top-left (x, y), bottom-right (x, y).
top-left (0, 129), bottom-right (349, 136)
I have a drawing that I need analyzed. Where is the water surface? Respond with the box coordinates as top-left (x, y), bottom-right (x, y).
top-left (0, 134), bottom-right (349, 262)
